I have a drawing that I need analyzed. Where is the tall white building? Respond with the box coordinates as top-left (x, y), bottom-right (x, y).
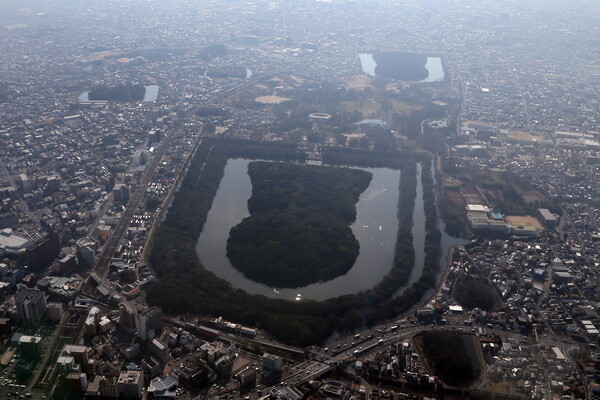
top-left (117, 370), bottom-right (144, 399)
top-left (16, 289), bottom-right (47, 323)
top-left (262, 353), bottom-right (283, 372)
top-left (135, 307), bottom-right (163, 341)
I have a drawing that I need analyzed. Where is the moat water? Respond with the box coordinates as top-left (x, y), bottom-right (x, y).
top-left (359, 53), bottom-right (445, 83)
top-left (196, 158), bottom-right (462, 301)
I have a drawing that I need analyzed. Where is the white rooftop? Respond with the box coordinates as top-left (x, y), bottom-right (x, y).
top-left (0, 229), bottom-right (30, 254)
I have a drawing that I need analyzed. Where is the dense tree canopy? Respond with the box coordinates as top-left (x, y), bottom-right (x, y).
top-left (88, 84), bottom-right (146, 101)
top-left (373, 52), bottom-right (429, 81)
top-left (146, 139), bottom-right (447, 346)
top-left (206, 67), bottom-right (247, 79)
top-left (453, 275), bottom-right (503, 311)
top-left (200, 44), bottom-right (227, 59)
top-left (417, 331), bottom-right (480, 387)
top-left (227, 162), bottom-right (371, 287)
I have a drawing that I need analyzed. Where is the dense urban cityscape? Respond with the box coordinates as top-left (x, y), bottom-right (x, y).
top-left (0, 0), bottom-right (600, 399)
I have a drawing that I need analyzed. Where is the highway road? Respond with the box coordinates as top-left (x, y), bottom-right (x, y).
top-left (86, 192), bottom-right (114, 237)
top-left (279, 317), bottom-right (575, 389)
top-left (92, 116), bottom-right (184, 279)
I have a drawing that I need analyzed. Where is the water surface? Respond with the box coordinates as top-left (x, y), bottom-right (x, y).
top-left (358, 53), bottom-right (445, 82)
top-left (196, 159), bottom-right (401, 301)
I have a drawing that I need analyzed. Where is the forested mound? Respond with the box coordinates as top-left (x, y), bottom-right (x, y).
top-left (206, 67), bottom-right (247, 78)
top-left (373, 52), bottom-right (429, 81)
top-left (416, 331), bottom-right (481, 387)
top-left (453, 275), bottom-right (503, 311)
top-left (147, 140), bottom-right (445, 346)
top-left (227, 161), bottom-right (372, 287)
top-left (88, 84), bottom-right (146, 101)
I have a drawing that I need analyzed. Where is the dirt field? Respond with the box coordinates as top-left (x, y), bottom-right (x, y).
top-left (341, 74), bottom-right (374, 90)
top-left (232, 354), bottom-right (253, 373)
top-left (390, 99), bottom-right (422, 115)
top-left (446, 190), bottom-right (466, 207)
top-left (480, 382), bottom-right (515, 395)
top-left (508, 130), bottom-right (543, 142)
top-left (91, 50), bottom-right (121, 59)
top-left (506, 215), bottom-right (543, 229)
top-left (341, 99), bottom-right (380, 117)
top-left (341, 98), bottom-right (422, 118)
top-left (343, 133), bottom-right (366, 139)
top-left (255, 95), bottom-right (291, 104)
top-left (460, 187), bottom-right (485, 205)
top-left (462, 120), bottom-right (495, 129)
top-left (516, 187), bottom-right (547, 204)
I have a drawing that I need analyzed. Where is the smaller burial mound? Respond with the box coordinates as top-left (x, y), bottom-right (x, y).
top-left (453, 274), bottom-right (504, 311)
top-left (415, 331), bottom-right (482, 387)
